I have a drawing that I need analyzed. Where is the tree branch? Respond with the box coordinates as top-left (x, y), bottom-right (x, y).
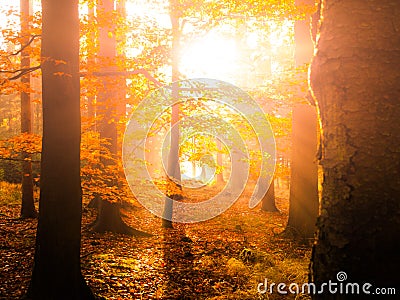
top-left (11, 34), bottom-right (41, 57)
top-left (0, 65), bottom-right (41, 83)
top-left (80, 69), bottom-right (163, 87)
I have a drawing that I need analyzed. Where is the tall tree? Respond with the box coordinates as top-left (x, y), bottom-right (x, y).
top-left (162, 0), bottom-right (183, 228)
top-left (19, 0), bottom-right (37, 219)
top-left (86, 2), bottom-right (96, 131)
top-left (27, 0), bottom-right (94, 298)
top-left (309, 0), bottom-right (400, 296)
top-left (90, 0), bottom-right (135, 235)
top-left (286, 104), bottom-right (318, 238)
top-left (89, 0), bottom-right (149, 236)
top-left (285, 0), bottom-right (319, 239)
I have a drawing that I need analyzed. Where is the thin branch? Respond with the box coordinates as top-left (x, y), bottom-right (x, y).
top-left (11, 34), bottom-right (41, 57)
top-left (80, 69), bottom-right (163, 87)
top-left (0, 65), bottom-right (41, 83)
top-left (0, 66), bottom-right (37, 75)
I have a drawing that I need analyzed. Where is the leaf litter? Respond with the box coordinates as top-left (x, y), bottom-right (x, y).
top-left (0, 181), bottom-right (311, 299)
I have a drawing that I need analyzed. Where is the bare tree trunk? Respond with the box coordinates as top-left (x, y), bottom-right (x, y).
top-left (116, 0), bottom-right (127, 133)
top-left (20, 0), bottom-right (37, 219)
top-left (27, 0), bottom-right (94, 298)
top-left (229, 149), bottom-right (246, 193)
top-left (286, 104), bottom-right (318, 239)
top-left (216, 139), bottom-right (224, 184)
top-left (261, 178), bottom-right (279, 212)
top-left (86, 3), bottom-right (96, 131)
top-left (285, 0), bottom-right (319, 239)
top-left (309, 1), bottom-right (400, 297)
top-left (163, 0), bottom-right (182, 228)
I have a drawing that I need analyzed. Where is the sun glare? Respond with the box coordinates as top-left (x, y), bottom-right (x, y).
top-left (180, 33), bottom-right (239, 84)
top-left (125, 0), bottom-right (170, 28)
top-left (0, 0), bottom-right (293, 87)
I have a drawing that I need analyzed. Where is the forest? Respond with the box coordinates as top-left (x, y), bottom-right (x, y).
top-left (0, 0), bottom-right (399, 299)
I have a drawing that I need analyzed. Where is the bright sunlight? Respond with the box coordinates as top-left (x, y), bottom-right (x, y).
top-left (179, 33), bottom-right (239, 84)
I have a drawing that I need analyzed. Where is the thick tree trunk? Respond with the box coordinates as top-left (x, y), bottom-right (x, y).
top-left (91, 200), bottom-right (151, 236)
top-left (310, 0), bottom-right (400, 297)
top-left (20, 0), bottom-right (37, 219)
top-left (91, 201), bottom-right (126, 233)
top-left (27, 0), bottom-right (94, 298)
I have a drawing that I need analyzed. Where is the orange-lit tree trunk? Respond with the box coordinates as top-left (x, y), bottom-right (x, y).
top-left (90, 0), bottom-right (133, 235)
top-left (27, 0), bottom-right (94, 298)
top-left (86, 3), bottom-right (96, 131)
top-left (162, 0), bottom-right (182, 228)
top-left (116, 0), bottom-right (128, 147)
top-left (285, 0), bottom-right (319, 239)
top-left (20, 0), bottom-right (37, 219)
top-left (286, 104), bottom-right (318, 238)
top-left (309, 0), bottom-right (400, 296)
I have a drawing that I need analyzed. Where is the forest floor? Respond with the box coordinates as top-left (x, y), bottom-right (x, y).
top-left (0, 181), bottom-right (312, 300)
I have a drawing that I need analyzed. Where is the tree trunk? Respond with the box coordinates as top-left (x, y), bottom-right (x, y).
top-left (163, 0), bottom-right (182, 228)
top-left (27, 0), bottom-right (94, 298)
top-left (230, 149), bottom-right (246, 193)
top-left (294, 0), bottom-right (315, 66)
top-left (216, 139), bottom-right (225, 184)
top-left (261, 178), bottom-right (279, 212)
top-left (86, 3), bottom-right (96, 131)
top-left (286, 104), bottom-right (318, 239)
top-left (20, 0), bottom-right (37, 219)
top-left (285, 0), bottom-right (319, 240)
top-left (91, 200), bottom-right (128, 233)
top-left (91, 0), bottom-right (133, 234)
top-left (20, 154), bottom-right (36, 219)
top-left (92, 200), bottom-right (151, 236)
top-left (309, 0), bottom-right (400, 297)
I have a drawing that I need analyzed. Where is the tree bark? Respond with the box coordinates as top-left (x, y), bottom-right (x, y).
top-left (20, 0), bottom-right (37, 219)
top-left (27, 0), bottom-right (94, 298)
top-left (309, 0), bottom-right (400, 297)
